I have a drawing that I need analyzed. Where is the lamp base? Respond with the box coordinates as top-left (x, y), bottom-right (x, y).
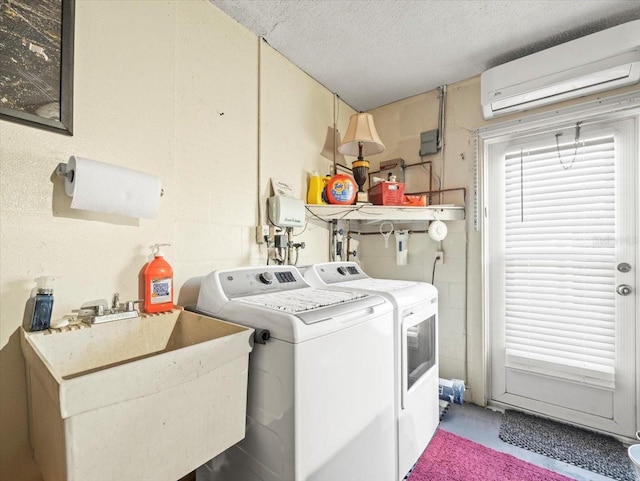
top-left (352, 159), bottom-right (370, 205)
top-left (356, 191), bottom-right (369, 203)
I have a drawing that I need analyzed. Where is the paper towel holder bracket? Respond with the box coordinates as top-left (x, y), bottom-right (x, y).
top-left (55, 162), bottom-right (164, 196)
top-left (56, 162), bottom-right (74, 182)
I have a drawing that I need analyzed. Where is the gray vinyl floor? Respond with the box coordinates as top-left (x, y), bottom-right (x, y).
top-left (438, 403), bottom-right (618, 481)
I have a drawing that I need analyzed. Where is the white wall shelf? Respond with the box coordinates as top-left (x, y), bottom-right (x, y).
top-left (305, 204), bottom-right (465, 222)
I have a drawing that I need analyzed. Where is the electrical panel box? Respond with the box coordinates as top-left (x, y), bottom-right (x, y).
top-left (420, 129), bottom-right (439, 156)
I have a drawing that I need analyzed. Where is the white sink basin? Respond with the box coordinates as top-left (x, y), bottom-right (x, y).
top-left (21, 308), bottom-right (253, 481)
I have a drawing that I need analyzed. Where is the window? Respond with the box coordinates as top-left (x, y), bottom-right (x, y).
top-left (499, 131), bottom-right (616, 388)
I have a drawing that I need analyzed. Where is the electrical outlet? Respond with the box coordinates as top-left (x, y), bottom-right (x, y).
top-left (435, 251), bottom-right (444, 265)
top-left (255, 225), bottom-right (270, 244)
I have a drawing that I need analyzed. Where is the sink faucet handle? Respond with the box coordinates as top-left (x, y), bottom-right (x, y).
top-left (125, 300), bottom-right (143, 312)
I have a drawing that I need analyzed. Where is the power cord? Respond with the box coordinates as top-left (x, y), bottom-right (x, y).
top-left (431, 252), bottom-right (442, 284)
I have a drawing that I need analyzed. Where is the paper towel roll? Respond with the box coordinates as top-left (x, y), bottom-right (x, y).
top-left (64, 156), bottom-right (161, 219)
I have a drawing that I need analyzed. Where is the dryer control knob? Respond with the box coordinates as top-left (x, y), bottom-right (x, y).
top-left (337, 267), bottom-right (348, 276)
top-left (259, 272), bottom-right (275, 284)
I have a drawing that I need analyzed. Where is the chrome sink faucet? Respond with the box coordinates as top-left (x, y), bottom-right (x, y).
top-left (79, 294), bottom-right (141, 325)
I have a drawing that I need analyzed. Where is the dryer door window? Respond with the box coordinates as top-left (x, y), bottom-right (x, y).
top-left (405, 314), bottom-right (436, 392)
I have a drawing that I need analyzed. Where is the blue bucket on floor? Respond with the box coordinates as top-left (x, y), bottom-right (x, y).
top-left (629, 444), bottom-right (640, 481)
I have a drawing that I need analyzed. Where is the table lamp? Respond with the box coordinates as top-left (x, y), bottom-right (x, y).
top-left (338, 112), bottom-right (385, 203)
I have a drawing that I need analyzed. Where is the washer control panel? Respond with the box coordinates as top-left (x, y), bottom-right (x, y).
top-left (220, 266), bottom-right (306, 298)
top-left (313, 262), bottom-right (368, 284)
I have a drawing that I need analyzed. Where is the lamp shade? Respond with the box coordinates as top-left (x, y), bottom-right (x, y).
top-left (320, 126), bottom-right (346, 164)
top-left (338, 113), bottom-right (385, 157)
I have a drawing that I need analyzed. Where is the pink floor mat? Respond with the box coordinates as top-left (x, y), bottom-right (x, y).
top-left (409, 429), bottom-right (575, 481)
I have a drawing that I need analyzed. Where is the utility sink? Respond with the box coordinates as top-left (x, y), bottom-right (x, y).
top-left (21, 308), bottom-right (254, 481)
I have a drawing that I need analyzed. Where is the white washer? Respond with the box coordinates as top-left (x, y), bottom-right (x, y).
top-left (195, 265), bottom-right (395, 481)
top-left (303, 262), bottom-right (439, 481)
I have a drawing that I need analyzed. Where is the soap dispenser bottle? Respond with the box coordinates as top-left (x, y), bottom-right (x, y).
top-left (143, 243), bottom-right (174, 314)
top-left (27, 276), bottom-right (55, 331)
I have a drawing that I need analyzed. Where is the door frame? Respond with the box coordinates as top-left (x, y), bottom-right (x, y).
top-left (476, 91), bottom-right (640, 441)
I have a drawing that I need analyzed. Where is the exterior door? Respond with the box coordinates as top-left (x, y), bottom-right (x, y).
top-left (485, 116), bottom-right (637, 438)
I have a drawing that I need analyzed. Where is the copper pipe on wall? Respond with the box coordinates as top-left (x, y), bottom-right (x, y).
top-left (347, 229), bottom-right (430, 236)
top-left (369, 160), bottom-right (434, 200)
top-left (405, 161), bottom-right (433, 203)
top-left (405, 186), bottom-right (466, 206)
top-left (346, 228), bottom-right (430, 260)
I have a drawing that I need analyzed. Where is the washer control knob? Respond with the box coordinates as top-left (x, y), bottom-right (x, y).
top-left (259, 272), bottom-right (274, 284)
top-left (337, 267), bottom-right (347, 276)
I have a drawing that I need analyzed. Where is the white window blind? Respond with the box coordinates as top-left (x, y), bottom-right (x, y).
top-left (503, 134), bottom-right (616, 389)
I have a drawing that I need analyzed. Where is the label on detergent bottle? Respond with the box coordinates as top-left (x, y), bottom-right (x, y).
top-left (150, 277), bottom-right (172, 304)
top-left (330, 180), bottom-right (355, 203)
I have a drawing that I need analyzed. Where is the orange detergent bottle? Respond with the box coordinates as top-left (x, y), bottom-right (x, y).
top-left (325, 174), bottom-right (357, 205)
top-left (143, 243), bottom-right (174, 313)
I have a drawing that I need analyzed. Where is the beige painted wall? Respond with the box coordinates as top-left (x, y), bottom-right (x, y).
top-left (2, 1), bottom-right (638, 478)
top-left (362, 79), bottom-right (640, 405)
top-left (0, 2), bottom-right (353, 479)
top-left (361, 88), bottom-right (472, 389)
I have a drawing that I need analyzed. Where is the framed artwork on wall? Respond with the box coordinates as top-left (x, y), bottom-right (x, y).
top-left (0, 0), bottom-right (74, 135)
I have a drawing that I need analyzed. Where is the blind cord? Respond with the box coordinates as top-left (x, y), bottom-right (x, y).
top-left (555, 121), bottom-right (582, 170)
top-left (520, 148), bottom-right (524, 223)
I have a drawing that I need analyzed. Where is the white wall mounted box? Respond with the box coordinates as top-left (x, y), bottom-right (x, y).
top-left (268, 195), bottom-right (305, 227)
top-left (20, 309), bottom-right (253, 481)
top-left (481, 20), bottom-right (640, 119)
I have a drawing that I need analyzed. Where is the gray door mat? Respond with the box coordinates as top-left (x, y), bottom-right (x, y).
top-left (499, 409), bottom-right (635, 481)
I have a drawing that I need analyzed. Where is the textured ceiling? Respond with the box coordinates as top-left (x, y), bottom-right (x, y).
top-left (212, 0), bottom-right (640, 111)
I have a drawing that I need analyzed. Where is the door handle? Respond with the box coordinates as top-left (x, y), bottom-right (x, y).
top-left (616, 284), bottom-right (632, 296)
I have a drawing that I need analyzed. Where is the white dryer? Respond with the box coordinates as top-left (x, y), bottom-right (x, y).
top-left (303, 262), bottom-right (439, 481)
top-left (195, 265), bottom-right (395, 481)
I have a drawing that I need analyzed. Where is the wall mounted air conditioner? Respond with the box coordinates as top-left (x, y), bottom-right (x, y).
top-left (481, 20), bottom-right (640, 119)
